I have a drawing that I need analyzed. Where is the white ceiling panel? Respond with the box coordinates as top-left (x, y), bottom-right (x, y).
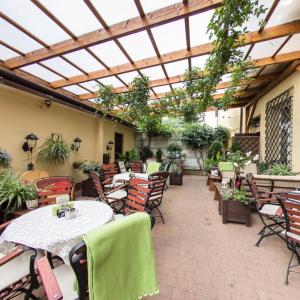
top-left (140, 66), bottom-right (165, 80)
top-left (0, 44), bottom-right (18, 60)
top-left (278, 33), bottom-right (300, 54)
top-left (39, 0), bottom-right (101, 36)
top-left (171, 82), bottom-right (185, 89)
top-left (117, 71), bottom-right (140, 84)
top-left (79, 81), bottom-right (99, 92)
top-left (21, 64), bottom-right (63, 82)
top-left (118, 31), bottom-right (156, 61)
top-left (0, 19), bottom-right (42, 53)
top-left (140, 0), bottom-right (179, 14)
top-left (90, 0), bottom-right (138, 25)
top-left (0, 0), bottom-right (70, 44)
top-left (63, 85), bottom-right (88, 95)
top-left (191, 55), bottom-right (209, 69)
top-left (89, 41), bottom-right (129, 67)
top-left (189, 10), bottom-right (215, 46)
top-left (151, 19), bottom-right (186, 54)
top-left (249, 37), bottom-right (286, 59)
top-left (164, 60), bottom-right (188, 77)
top-left (98, 76), bottom-right (124, 87)
top-left (42, 57), bottom-right (83, 77)
top-left (153, 85), bottom-right (171, 94)
top-left (63, 50), bottom-right (104, 72)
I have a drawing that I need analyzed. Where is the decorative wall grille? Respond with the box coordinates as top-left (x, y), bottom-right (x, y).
top-left (265, 87), bottom-right (293, 165)
top-left (233, 133), bottom-right (260, 155)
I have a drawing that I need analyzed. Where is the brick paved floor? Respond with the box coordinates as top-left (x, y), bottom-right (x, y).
top-left (146, 175), bottom-right (300, 300)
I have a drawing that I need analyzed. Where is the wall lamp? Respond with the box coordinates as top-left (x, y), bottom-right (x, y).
top-left (22, 133), bottom-right (39, 170)
top-left (71, 137), bottom-right (82, 151)
top-left (106, 141), bottom-right (114, 151)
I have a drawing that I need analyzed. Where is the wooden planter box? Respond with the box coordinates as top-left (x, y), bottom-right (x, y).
top-left (81, 178), bottom-right (98, 197)
top-left (170, 173), bottom-right (183, 185)
top-left (222, 199), bottom-right (251, 227)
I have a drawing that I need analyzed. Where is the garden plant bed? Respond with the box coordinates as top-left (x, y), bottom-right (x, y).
top-left (222, 199), bottom-right (251, 227)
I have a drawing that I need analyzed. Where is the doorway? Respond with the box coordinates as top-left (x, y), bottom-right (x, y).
top-left (115, 132), bottom-right (123, 160)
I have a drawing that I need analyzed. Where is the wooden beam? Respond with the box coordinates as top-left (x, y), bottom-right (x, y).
top-left (4, 0), bottom-right (222, 69)
top-left (49, 21), bottom-right (300, 88)
top-left (245, 60), bottom-right (300, 130)
top-left (79, 73), bottom-right (276, 100)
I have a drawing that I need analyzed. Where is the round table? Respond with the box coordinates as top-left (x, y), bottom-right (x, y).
top-left (113, 172), bottom-right (149, 184)
top-left (0, 201), bottom-right (113, 264)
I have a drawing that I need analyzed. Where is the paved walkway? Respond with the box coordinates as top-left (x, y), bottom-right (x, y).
top-left (147, 176), bottom-right (300, 300)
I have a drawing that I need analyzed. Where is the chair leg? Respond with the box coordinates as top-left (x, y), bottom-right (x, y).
top-left (155, 207), bottom-right (165, 224)
top-left (285, 242), bottom-right (296, 285)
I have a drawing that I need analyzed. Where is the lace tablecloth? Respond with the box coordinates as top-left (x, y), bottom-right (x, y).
top-left (113, 172), bottom-right (148, 184)
top-left (0, 201), bottom-right (113, 264)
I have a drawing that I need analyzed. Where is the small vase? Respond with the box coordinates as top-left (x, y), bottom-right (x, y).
top-left (26, 199), bottom-right (39, 209)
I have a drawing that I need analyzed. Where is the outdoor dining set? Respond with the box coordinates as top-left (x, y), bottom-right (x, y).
top-left (0, 159), bottom-right (170, 299)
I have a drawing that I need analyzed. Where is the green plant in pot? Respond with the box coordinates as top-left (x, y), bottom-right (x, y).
top-left (0, 148), bottom-right (12, 169)
top-left (223, 186), bottom-right (250, 206)
top-left (79, 161), bottom-right (102, 177)
top-left (118, 149), bottom-right (139, 167)
top-left (0, 171), bottom-right (37, 219)
top-left (36, 133), bottom-right (71, 165)
top-left (265, 163), bottom-right (295, 176)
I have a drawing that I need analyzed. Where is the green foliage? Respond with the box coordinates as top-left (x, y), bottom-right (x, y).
top-left (257, 161), bottom-right (269, 174)
top-left (155, 148), bottom-right (163, 163)
top-left (223, 186), bottom-right (249, 206)
top-left (119, 149), bottom-right (139, 165)
top-left (213, 126), bottom-right (229, 144)
top-left (204, 151), bottom-right (222, 173)
top-left (0, 171), bottom-right (36, 217)
top-left (265, 164), bottom-right (295, 176)
top-left (0, 148), bottom-right (12, 168)
top-left (37, 133), bottom-right (71, 165)
top-left (226, 150), bottom-right (259, 170)
top-left (208, 141), bottom-right (223, 159)
top-left (167, 143), bottom-right (183, 153)
top-left (79, 161), bottom-right (101, 176)
top-left (72, 160), bottom-right (85, 170)
top-left (139, 146), bottom-right (153, 162)
top-left (229, 140), bottom-right (241, 152)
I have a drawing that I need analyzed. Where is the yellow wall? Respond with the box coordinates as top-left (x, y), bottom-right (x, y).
top-left (251, 71), bottom-right (300, 173)
top-left (0, 84), bottom-right (136, 182)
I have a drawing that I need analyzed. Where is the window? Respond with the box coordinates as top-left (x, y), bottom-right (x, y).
top-left (265, 88), bottom-right (293, 165)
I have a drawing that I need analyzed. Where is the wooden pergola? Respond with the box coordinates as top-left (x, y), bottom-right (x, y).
top-left (1, 0), bottom-right (300, 129)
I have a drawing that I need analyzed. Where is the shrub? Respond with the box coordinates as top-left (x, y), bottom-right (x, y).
top-left (213, 126), bottom-right (229, 144)
top-left (229, 140), bottom-right (241, 153)
top-left (166, 143), bottom-right (183, 153)
top-left (265, 164), bottom-right (294, 176)
top-left (79, 161), bottom-right (102, 176)
top-left (0, 149), bottom-right (12, 168)
top-left (207, 140), bottom-right (223, 159)
top-left (155, 148), bottom-right (163, 162)
top-left (139, 146), bottom-right (153, 162)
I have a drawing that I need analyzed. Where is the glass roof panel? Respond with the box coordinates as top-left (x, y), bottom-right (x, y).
top-left (21, 64), bottom-right (63, 82)
top-left (98, 76), bottom-right (124, 87)
top-left (278, 33), bottom-right (300, 54)
top-left (189, 10), bottom-right (215, 46)
top-left (140, 0), bottom-right (179, 14)
top-left (38, 0), bottom-right (102, 36)
top-left (171, 82), bottom-right (185, 89)
top-left (267, 0), bottom-right (300, 28)
top-left (42, 57), bottom-right (83, 77)
top-left (249, 37), bottom-right (286, 59)
top-left (151, 19), bottom-right (186, 54)
top-left (63, 50), bottom-right (104, 72)
top-left (63, 85), bottom-right (87, 95)
top-left (117, 71), bottom-right (140, 84)
top-left (118, 31), bottom-right (156, 61)
top-left (0, 0), bottom-right (70, 44)
top-left (90, 0), bottom-right (138, 26)
top-left (89, 41), bottom-right (129, 67)
top-left (140, 66), bottom-right (165, 80)
top-left (0, 44), bottom-right (18, 60)
top-left (79, 81), bottom-right (99, 92)
top-left (164, 59), bottom-right (188, 77)
top-left (0, 19), bottom-right (42, 53)
top-left (153, 85), bottom-right (171, 94)
top-left (191, 55), bottom-right (209, 69)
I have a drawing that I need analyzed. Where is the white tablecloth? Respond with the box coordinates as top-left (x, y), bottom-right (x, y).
top-left (0, 201), bottom-right (113, 264)
top-left (113, 172), bottom-right (149, 184)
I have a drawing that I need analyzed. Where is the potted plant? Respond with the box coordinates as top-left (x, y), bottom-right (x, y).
top-left (0, 148), bottom-right (12, 169)
top-left (169, 163), bottom-right (183, 185)
top-left (0, 171), bottom-right (37, 220)
top-left (222, 187), bottom-right (251, 227)
top-left (167, 143), bottom-right (184, 185)
top-left (79, 161), bottom-right (102, 197)
top-left (36, 133), bottom-right (71, 165)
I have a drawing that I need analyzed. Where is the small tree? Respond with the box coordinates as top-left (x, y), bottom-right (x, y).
top-left (213, 126), bottom-right (230, 144)
top-left (181, 123), bottom-right (214, 170)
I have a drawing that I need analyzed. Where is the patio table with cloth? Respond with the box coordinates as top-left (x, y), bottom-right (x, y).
top-left (113, 172), bottom-right (149, 184)
top-left (0, 201), bottom-right (113, 264)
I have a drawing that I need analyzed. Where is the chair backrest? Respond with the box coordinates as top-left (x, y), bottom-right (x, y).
top-left (117, 161), bottom-right (127, 173)
top-left (34, 176), bottom-right (75, 205)
top-left (277, 193), bottom-right (300, 240)
top-left (129, 160), bottom-right (143, 173)
top-left (124, 178), bottom-right (152, 214)
top-left (20, 170), bottom-right (49, 183)
top-left (90, 171), bottom-right (108, 203)
top-left (246, 173), bottom-right (260, 199)
top-left (102, 163), bottom-right (118, 180)
top-left (146, 162), bottom-right (161, 175)
top-left (149, 171), bottom-right (169, 202)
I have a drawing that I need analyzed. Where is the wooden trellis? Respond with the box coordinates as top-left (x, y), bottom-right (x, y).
top-left (233, 133), bottom-right (260, 155)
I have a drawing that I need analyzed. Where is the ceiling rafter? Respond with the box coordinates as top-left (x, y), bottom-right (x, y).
top-left (4, 0), bottom-right (223, 69)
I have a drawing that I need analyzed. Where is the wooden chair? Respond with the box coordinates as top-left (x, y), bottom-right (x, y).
top-left (90, 171), bottom-right (127, 213)
top-left (129, 160), bottom-right (143, 173)
top-left (277, 193), bottom-right (300, 285)
top-left (102, 163), bottom-right (122, 191)
top-left (20, 170), bottom-right (49, 183)
top-left (117, 161), bottom-right (127, 173)
top-left (36, 215), bottom-right (155, 300)
top-left (34, 176), bottom-right (75, 206)
top-left (148, 171), bottom-right (169, 223)
top-left (0, 221), bottom-right (40, 300)
top-left (246, 173), bottom-right (285, 246)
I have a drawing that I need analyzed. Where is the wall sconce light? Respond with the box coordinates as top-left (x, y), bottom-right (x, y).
top-left (22, 133), bottom-right (39, 170)
top-left (106, 141), bottom-right (114, 151)
top-left (71, 137), bottom-right (82, 151)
